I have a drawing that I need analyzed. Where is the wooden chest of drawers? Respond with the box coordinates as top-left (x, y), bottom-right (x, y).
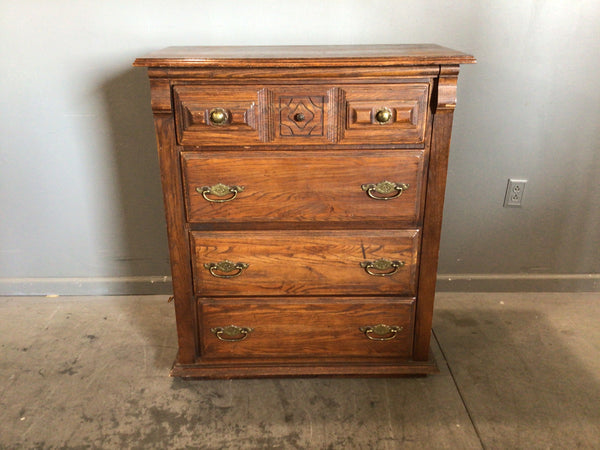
top-left (134, 45), bottom-right (475, 378)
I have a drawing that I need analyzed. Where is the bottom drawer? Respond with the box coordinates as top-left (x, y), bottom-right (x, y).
top-left (198, 298), bottom-right (415, 360)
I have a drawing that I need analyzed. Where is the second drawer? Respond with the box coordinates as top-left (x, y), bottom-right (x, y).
top-left (191, 229), bottom-right (420, 296)
top-left (181, 150), bottom-right (425, 225)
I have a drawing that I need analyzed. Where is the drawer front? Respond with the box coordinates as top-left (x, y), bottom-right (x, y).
top-left (199, 298), bottom-right (415, 359)
top-left (182, 150), bottom-right (425, 224)
top-left (191, 230), bottom-right (420, 296)
top-left (341, 84), bottom-right (429, 145)
top-left (173, 83), bottom-right (429, 146)
top-left (174, 85), bottom-right (263, 146)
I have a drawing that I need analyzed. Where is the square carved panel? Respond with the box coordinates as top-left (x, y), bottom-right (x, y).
top-left (279, 96), bottom-right (325, 137)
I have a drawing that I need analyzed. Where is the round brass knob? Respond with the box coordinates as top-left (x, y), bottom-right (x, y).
top-left (209, 108), bottom-right (228, 125)
top-left (375, 108), bottom-right (392, 124)
top-left (294, 113), bottom-right (305, 122)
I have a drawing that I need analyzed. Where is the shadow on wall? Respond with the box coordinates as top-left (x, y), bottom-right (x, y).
top-left (100, 67), bottom-right (172, 294)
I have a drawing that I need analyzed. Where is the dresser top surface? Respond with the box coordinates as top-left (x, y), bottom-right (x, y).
top-left (133, 44), bottom-right (475, 68)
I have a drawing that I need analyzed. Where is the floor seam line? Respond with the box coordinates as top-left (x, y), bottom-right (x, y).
top-left (433, 327), bottom-right (487, 450)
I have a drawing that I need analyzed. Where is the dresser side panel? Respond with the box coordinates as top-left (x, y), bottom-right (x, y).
top-left (152, 113), bottom-right (196, 363)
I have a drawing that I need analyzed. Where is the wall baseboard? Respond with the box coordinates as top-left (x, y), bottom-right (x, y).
top-left (0, 276), bottom-right (173, 296)
top-left (437, 273), bottom-right (600, 292)
top-left (0, 274), bottom-right (598, 296)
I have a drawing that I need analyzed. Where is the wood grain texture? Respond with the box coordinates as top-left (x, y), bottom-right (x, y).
top-left (146, 65), bottom-right (441, 81)
top-left (149, 79), bottom-right (172, 112)
top-left (190, 230), bottom-right (420, 297)
top-left (181, 150), bottom-right (425, 225)
top-left (133, 44), bottom-right (476, 68)
top-left (152, 114), bottom-right (196, 363)
top-left (198, 298), bottom-right (415, 359)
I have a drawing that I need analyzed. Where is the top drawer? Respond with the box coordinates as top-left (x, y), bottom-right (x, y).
top-left (173, 83), bottom-right (430, 147)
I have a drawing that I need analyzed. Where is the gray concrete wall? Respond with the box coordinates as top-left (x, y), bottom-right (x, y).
top-left (1, 1), bottom-right (598, 294)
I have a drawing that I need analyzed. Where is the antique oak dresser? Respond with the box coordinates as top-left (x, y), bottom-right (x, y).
top-left (134, 45), bottom-right (475, 378)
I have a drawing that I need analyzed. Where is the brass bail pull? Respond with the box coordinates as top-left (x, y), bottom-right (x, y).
top-left (204, 260), bottom-right (249, 279)
top-left (359, 324), bottom-right (403, 341)
top-left (360, 258), bottom-right (405, 277)
top-left (361, 181), bottom-right (409, 200)
top-left (211, 325), bottom-right (253, 342)
top-left (197, 183), bottom-right (244, 203)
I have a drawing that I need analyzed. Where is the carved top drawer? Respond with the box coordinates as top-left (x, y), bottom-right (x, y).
top-left (173, 83), bottom-right (430, 147)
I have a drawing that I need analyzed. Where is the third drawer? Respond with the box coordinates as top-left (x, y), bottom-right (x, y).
top-left (191, 229), bottom-right (420, 297)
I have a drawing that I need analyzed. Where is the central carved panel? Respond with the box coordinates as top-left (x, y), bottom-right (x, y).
top-left (279, 96), bottom-right (325, 137)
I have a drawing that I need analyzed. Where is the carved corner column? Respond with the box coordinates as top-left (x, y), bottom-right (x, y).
top-left (413, 65), bottom-right (460, 360)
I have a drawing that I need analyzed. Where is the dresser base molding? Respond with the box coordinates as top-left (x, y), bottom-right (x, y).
top-left (170, 353), bottom-right (439, 379)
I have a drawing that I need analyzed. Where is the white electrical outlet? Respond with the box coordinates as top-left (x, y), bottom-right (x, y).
top-left (504, 179), bottom-right (527, 207)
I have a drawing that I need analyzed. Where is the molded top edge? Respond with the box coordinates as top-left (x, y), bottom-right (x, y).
top-left (133, 44), bottom-right (476, 68)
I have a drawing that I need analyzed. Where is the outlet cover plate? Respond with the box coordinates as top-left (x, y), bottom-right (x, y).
top-left (504, 179), bottom-right (527, 207)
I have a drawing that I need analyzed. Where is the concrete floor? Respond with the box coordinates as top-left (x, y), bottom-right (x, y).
top-left (0, 293), bottom-right (598, 449)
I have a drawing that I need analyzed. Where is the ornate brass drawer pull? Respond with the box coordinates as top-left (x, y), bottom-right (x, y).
top-left (204, 260), bottom-right (249, 278)
top-left (211, 325), bottom-right (253, 342)
top-left (359, 324), bottom-right (403, 341)
top-left (360, 258), bottom-right (405, 277)
top-left (375, 108), bottom-right (392, 124)
top-left (209, 107), bottom-right (229, 125)
top-left (361, 181), bottom-right (409, 200)
top-left (197, 183), bottom-right (244, 203)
